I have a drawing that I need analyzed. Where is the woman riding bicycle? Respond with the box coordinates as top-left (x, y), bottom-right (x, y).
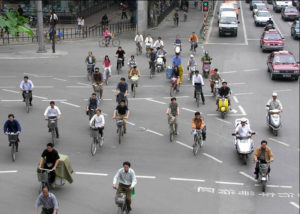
top-left (102, 55), bottom-right (112, 81)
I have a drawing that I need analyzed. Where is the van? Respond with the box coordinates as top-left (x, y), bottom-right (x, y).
top-left (219, 11), bottom-right (240, 36)
top-left (218, 3), bottom-right (236, 22)
top-left (273, 0), bottom-right (293, 12)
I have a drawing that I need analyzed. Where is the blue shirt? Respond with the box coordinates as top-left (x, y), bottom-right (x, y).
top-left (34, 192), bottom-right (59, 211)
top-left (172, 56), bottom-right (182, 67)
top-left (117, 82), bottom-right (128, 93)
top-left (20, 80), bottom-right (34, 90)
top-left (3, 119), bottom-right (21, 133)
top-left (174, 39), bottom-right (181, 44)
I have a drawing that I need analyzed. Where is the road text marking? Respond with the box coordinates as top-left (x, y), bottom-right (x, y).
top-left (215, 181), bottom-right (244, 186)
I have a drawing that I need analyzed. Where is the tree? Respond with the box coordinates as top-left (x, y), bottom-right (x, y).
top-left (0, 11), bottom-right (33, 37)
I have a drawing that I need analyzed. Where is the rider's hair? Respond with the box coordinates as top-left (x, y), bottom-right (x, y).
top-left (50, 101), bottom-right (55, 105)
top-left (214, 68), bottom-right (218, 72)
top-left (42, 186), bottom-right (49, 191)
top-left (96, 109), bottom-right (101, 113)
top-left (92, 93), bottom-right (96, 96)
top-left (47, 143), bottom-right (54, 148)
top-left (261, 140), bottom-right (268, 145)
top-left (195, 70), bottom-right (199, 73)
top-left (95, 67), bottom-right (100, 71)
top-left (120, 99), bottom-right (126, 103)
top-left (24, 75), bottom-right (29, 79)
top-left (120, 77), bottom-right (126, 81)
top-left (171, 97), bottom-right (176, 101)
top-left (8, 114), bottom-right (14, 118)
top-left (123, 161), bottom-right (131, 167)
top-left (195, 112), bottom-right (200, 116)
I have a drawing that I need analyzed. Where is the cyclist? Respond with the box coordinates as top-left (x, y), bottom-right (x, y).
top-left (192, 112), bottom-right (206, 141)
top-left (34, 186), bottom-right (59, 214)
top-left (173, 8), bottom-right (179, 26)
top-left (38, 143), bottom-right (60, 185)
top-left (102, 55), bottom-right (112, 82)
top-left (89, 109), bottom-right (105, 142)
top-left (153, 36), bottom-right (164, 49)
top-left (134, 32), bottom-right (143, 52)
top-left (192, 70), bottom-right (205, 104)
top-left (127, 55), bottom-right (137, 76)
top-left (116, 77), bottom-right (128, 103)
top-left (104, 27), bottom-right (112, 43)
top-left (187, 54), bottom-right (197, 80)
top-left (20, 75), bottom-right (34, 106)
top-left (44, 101), bottom-right (61, 138)
top-left (86, 93), bottom-right (99, 115)
top-left (113, 161), bottom-right (137, 214)
top-left (149, 48), bottom-right (157, 70)
top-left (3, 114), bottom-right (21, 152)
top-left (115, 46), bottom-right (126, 67)
top-left (92, 67), bottom-right (104, 100)
top-left (217, 81), bottom-right (231, 110)
top-left (85, 51), bottom-right (96, 72)
top-left (145, 34), bottom-right (153, 54)
top-left (189, 32), bottom-right (198, 51)
top-left (128, 66), bottom-right (141, 91)
top-left (209, 68), bottom-right (222, 93)
top-left (165, 97), bottom-right (179, 135)
top-left (113, 100), bottom-right (130, 134)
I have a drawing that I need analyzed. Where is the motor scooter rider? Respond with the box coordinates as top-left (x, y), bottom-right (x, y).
top-left (156, 46), bottom-right (167, 66)
top-left (217, 81), bottom-right (231, 110)
top-left (187, 54), bottom-right (197, 80)
top-left (266, 92), bottom-right (283, 123)
top-left (173, 35), bottom-right (182, 51)
top-left (192, 112), bottom-right (206, 141)
top-left (201, 51), bottom-right (212, 63)
top-left (235, 118), bottom-right (252, 139)
top-left (266, 18), bottom-right (274, 26)
top-left (254, 140), bottom-right (274, 179)
top-left (127, 55), bottom-right (137, 76)
top-left (209, 68), bottom-right (222, 93)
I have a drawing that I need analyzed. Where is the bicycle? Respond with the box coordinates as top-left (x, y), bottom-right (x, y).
top-left (86, 64), bottom-right (94, 81)
top-left (149, 60), bottom-right (155, 79)
top-left (24, 90), bottom-right (32, 113)
top-left (170, 77), bottom-right (178, 97)
top-left (117, 58), bottom-right (123, 75)
top-left (99, 37), bottom-right (120, 47)
top-left (103, 68), bottom-right (111, 85)
top-left (88, 108), bottom-right (96, 121)
top-left (92, 84), bottom-right (102, 104)
top-left (130, 75), bottom-right (139, 98)
top-left (195, 84), bottom-right (202, 108)
top-left (190, 42), bottom-right (197, 54)
top-left (193, 129), bottom-right (203, 156)
top-left (90, 127), bottom-right (104, 156)
top-left (48, 117), bottom-right (57, 146)
top-left (37, 168), bottom-right (53, 192)
top-left (115, 190), bottom-right (128, 214)
top-left (169, 114), bottom-right (176, 142)
top-left (7, 132), bottom-right (18, 162)
top-left (116, 119), bottom-right (124, 144)
top-left (136, 42), bottom-right (142, 56)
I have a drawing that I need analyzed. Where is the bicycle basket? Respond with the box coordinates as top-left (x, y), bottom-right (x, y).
top-left (115, 194), bottom-right (126, 206)
top-left (116, 120), bottom-right (124, 127)
top-left (131, 75), bottom-right (139, 81)
top-left (48, 120), bottom-right (57, 129)
top-left (8, 134), bottom-right (18, 143)
top-left (93, 85), bottom-right (100, 92)
top-left (24, 91), bottom-right (31, 99)
top-left (91, 128), bottom-right (99, 137)
top-left (37, 172), bottom-right (49, 182)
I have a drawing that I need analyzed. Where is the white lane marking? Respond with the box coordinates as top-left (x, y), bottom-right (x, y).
top-left (0, 76), bottom-right (16, 78)
top-left (77, 82), bottom-right (90, 86)
top-left (181, 107), bottom-right (196, 113)
top-left (221, 71), bottom-right (237, 74)
top-left (24, 72), bottom-right (39, 77)
top-left (0, 170), bottom-right (18, 173)
top-left (0, 86), bottom-right (16, 89)
top-left (75, 172), bottom-right (108, 176)
top-left (255, 184), bottom-right (293, 189)
top-left (215, 181), bottom-right (244, 186)
top-left (233, 96), bottom-right (239, 104)
top-left (170, 177), bottom-right (205, 182)
top-left (0, 100), bottom-right (22, 102)
top-left (126, 121), bottom-right (136, 126)
top-left (205, 42), bottom-right (248, 46)
top-left (163, 96), bottom-right (189, 99)
top-left (175, 141), bottom-right (193, 150)
top-left (231, 109), bottom-right (238, 113)
top-left (240, 0), bottom-right (248, 45)
top-left (230, 82), bottom-right (246, 85)
top-left (202, 153), bottom-right (223, 164)
top-left (289, 202), bottom-right (300, 209)
top-left (274, 89), bottom-right (292, 93)
top-left (2, 89), bottom-right (20, 94)
top-left (34, 86), bottom-right (54, 88)
top-left (146, 129), bottom-right (164, 136)
top-left (243, 68), bottom-right (258, 72)
top-left (60, 101), bottom-right (81, 108)
top-left (24, 72), bottom-right (53, 78)
top-left (216, 118), bottom-right (232, 125)
top-left (247, 39), bottom-right (260, 41)
top-left (234, 92), bottom-right (254, 96)
top-left (142, 85), bottom-right (164, 88)
top-left (207, 113), bottom-right (246, 117)
top-left (66, 86), bottom-right (89, 88)
top-left (268, 138), bottom-right (290, 147)
top-left (238, 105), bottom-right (247, 115)
top-left (42, 99), bottom-right (67, 102)
top-left (0, 56), bottom-right (57, 60)
top-left (204, 94), bottom-right (213, 97)
top-left (32, 95), bottom-right (48, 99)
top-left (136, 175), bottom-right (156, 179)
top-left (272, 16), bottom-right (284, 38)
top-left (145, 98), bottom-right (166, 105)
top-left (68, 75), bottom-right (85, 78)
top-left (239, 171), bottom-right (257, 182)
top-left (53, 78), bottom-right (67, 82)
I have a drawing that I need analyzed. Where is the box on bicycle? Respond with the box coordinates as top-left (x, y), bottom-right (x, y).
top-left (167, 66), bottom-right (173, 80)
top-left (115, 194), bottom-right (126, 206)
top-left (48, 119), bottom-right (57, 129)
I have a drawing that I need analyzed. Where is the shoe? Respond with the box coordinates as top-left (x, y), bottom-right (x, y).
top-left (211, 90), bottom-right (213, 93)
top-left (203, 138), bottom-right (206, 141)
top-left (48, 128), bottom-right (51, 132)
top-left (124, 129), bottom-right (126, 134)
top-left (255, 174), bottom-right (259, 180)
top-left (174, 132), bottom-right (178, 136)
top-left (202, 101), bottom-right (205, 105)
top-left (9, 142), bottom-right (11, 147)
top-left (29, 103), bottom-right (32, 106)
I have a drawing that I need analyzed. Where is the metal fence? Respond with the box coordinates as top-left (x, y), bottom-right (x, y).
top-left (0, 21), bottom-right (135, 45)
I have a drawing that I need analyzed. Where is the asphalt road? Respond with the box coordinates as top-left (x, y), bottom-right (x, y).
top-left (0, 1), bottom-right (299, 214)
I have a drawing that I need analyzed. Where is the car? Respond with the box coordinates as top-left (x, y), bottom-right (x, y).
top-left (291, 20), bottom-right (300, 39)
top-left (281, 6), bottom-right (299, 20)
top-left (254, 10), bottom-right (272, 26)
top-left (253, 3), bottom-right (269, 16)
top-left (219, 11), bottom-right (240, 37)
top-left (250, 0), bottom-right (264, 10)
top-left (273, 0), bottom-right (293, 12)
top-left (218, 3), bottom-right (236, 22)
top-left (260, 30), bottom-right (284, 52)
top-left (267, 0), bottom-right (273, 4)
top-left (224, 0), bottom-right (240, 13)
top-left (267, 50), bottom-right (300, 80)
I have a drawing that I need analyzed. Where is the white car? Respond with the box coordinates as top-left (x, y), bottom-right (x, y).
top-left (218, 3), bottom-right (236, 22)
top-left (252, 3), bottom-right (268, 16)
top-left (254, 10), bottom-right (272, 26)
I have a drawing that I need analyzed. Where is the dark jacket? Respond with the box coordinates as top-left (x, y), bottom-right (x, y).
top-left (3, 119), bottom-right (21, 133)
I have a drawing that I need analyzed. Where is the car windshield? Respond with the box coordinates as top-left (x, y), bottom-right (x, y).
top-left (257, 11), bottom-right (270, 17)
top-left (274, 55), bottom-right (296, 64)
top-left (256, 4), bottom-right (267, 9)
top-left (264, 34), bottom-right (281, 40)
top-left (285, 8), bottom-right (297, 12)
top-left (221, 8), bottom-right (235, 12)
top-left (220, 17), bottom-right (237, 24)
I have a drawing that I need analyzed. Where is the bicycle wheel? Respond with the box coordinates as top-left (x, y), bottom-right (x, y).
top-left (133, 85), bottom-right (136, 98)
top-left (193, 137), bottom-right (199, 156)
top-left (199, 136), bottom-right (203, 148)
top-left (11, 143), bottom-right (16, 161)
top-left (25, 98), bottom-right (29, 113)
top-left (99, 136), bottom-right (104, 147)
top-left (112, 39), bottom-right (120, 47)
top-left (196, 93), bottom-right (200, 107)
top-left (117, 63), bottom-right (121, 75)
top-left (91, 138), bottom-right (97, 156)
top-left (170, 87), bottom-right (174, 97)
top-left (169, 125), bottom-right (174, 142)
top-left (99, 39), bottom-right (106, 47)
top-left (51, 130), bottom-right (55, 146)
top-left (118, 127), bottom-right (122, 144)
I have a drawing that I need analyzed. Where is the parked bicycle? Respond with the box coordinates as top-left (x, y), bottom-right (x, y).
top-left (90, 127), bottom-right (104, 156)
top-left (193, 129), bottom-right (203, 156)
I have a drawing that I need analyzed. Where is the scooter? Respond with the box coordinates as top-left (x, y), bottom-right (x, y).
top-left (232, 118), bottom-right (255, 165)
top-left (156, 55), bottom-right (164, 73)
top-left (202, 61), bottom-right (211, 78)
top-left (218, 96), bottom-right (229, 118)
top-left (266, 107), bottom-right (281, 136)
top-left (258, 160), bottom-right (271, 192)
top-left (213, 80), bottom-right (220, 97)
top-left (174, 44), bottom-right (181, 55)
top-left (264, 23), bottom-right (275, 31)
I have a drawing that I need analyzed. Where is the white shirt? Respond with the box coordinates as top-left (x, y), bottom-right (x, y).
top-left (50, 14), bottom-right (58, 21)
top-left (153, 39), bottom-right (164, 48)
top-left (20, 80), bottom-right (34, 90)
top-left (113, 168), bottom-right (137, 188)
top-left (192, 74), bottom-right (204, 86)
top-left (134, 34), bottom-right (143, 43)
top-left (235, 124), bottom-right (252, 137)
top-left (44, 106), bottom-right (61, 117)
top-left (80, 19), bottom-right (85, 26)
top-left (90, 114), bottom-right (105, 128)
top-left (145, 37), bottom-right (153, 47)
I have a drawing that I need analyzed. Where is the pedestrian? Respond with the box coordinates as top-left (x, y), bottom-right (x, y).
top-left (120, 3), bottom-right (128, 19)
top-left (77, 16), bottom-right (82, 33)
top-left (34, 186), bottom-right (59, 214)
top-left (101, 13), bottom-right (108, 26)
top-left (17, 5), bottom-right (23, 16)
top-left (80, 16), bottom-right (85, 34)
top-left (50, 10), bottom-right (58, 26)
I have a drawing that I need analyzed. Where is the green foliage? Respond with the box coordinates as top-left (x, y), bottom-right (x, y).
top-left (0, 11), bottom-right (33, 37)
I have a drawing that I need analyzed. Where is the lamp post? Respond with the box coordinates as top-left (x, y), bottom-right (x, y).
top-left (36, 0), bottom-right (46, 53)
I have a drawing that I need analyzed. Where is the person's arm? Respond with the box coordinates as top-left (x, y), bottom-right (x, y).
top-left (3, 121), bottom-right (8, 134)
top-left (113, 109), bottom-right (117, 119)
top-left (101, 115), bottom-right (105, 127)
top-left (30, 80), bottom-right (34, 90)
top-left (112, 169), bottom-right (120, 188)
top-left (278, 100), bottom-right (283, 112)
top-left (38, 156), bottom-right (44, 168)
top-left (125, 110), bottom-right (130, 119)
top-left (125, 84), bottom-right (128, 96)
top-left (253, 148), bottom-right (259, 162)
top-left (53, 158), bottom-right (60, 171)
top-left (269, 148), bottom-right (274, 162)
top-left (34, 194), bottom-right (41, 214)
top-left (44, 107), bottom-right (49, 120)
top-left (177, 107), bottom-right (180, 116)
top-left (192, 120), bottom-right (196, 131)
top-left (16, 120), bottom-right (21, 133)
top-left (200, 75), bottom-right (204, 86)
top-left (196, 35), bottom-right (199, 42)
top-left (89, 114), bottom-right (95, 127)
top-left (19, 81), bottom-right (24, 90)
top-left (56, 107), bottom-right (61, 120)
top-left (192, 75), bottom-right (195, 86)
top-left (51, 194), bottom-right (59, 214)
top-left (137, 69), bottom-right (141, 77)
top-left (165, 107), bottom-right (170, 115)
top-left (130, 169), bottom-right (137, 189)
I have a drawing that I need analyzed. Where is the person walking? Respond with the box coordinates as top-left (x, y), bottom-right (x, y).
top-left (121, 3), bottom-right (128, 19)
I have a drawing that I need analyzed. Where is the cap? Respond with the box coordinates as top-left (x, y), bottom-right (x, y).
top-left (190, 54), bottom-right (194, 58)
top-left (241, 118), bottom-right (247, 123)
top-left (272, 92), bottom-right (278, 97)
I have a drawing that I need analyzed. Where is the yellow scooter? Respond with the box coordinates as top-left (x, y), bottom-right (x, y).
top-left (218, 96), bottom-right (229, 118)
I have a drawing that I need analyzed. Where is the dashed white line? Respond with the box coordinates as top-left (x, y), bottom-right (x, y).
top-left (142, 85), bottom-right (164, 88)
top-left (66, 86), bottom-right (89, 88)
top-left (34, 86), bottom-right (54, 88)
top-left (181, 107), bottom-right (196, 113)
top-left (53, 78), bottom-right (67, 82)
top-left (2, 89), bottom-right (20, 94)
top-left (268, 138), bottom-right (290, 147)
top-left (136, 175), bottom-right (156, 179)
top-left (239, 171), bottom-right (257, 182)
top-left (238, 105), bottom-right (247, 115)
top-left (289, 202), bottom-right (300, 209)
top-left (68, 75), bottom-right (85, 78)
top-left (215, 118), bottom-right (232, 125)
top-left (0, 100), bottom-right (22, 102)
top-left (163, 96), bottom-right (189, 99)
top-left (145, 98), bottom-right (166, 105)
top-left (215, 181), bottom-right (244, 186)
top-left (0, 170), bottom-right (18, 173)
top-left (234, 92), bottom-right (254, 96)
top-left (146, 129), bottom-right (164, 136)
top-left (222, 71), bottom-right (237, 74)
top-left (243, 69), bottom-right (258, 72)
top-left (42, 99), bottom-right (67, 102)
top-left (202, 153), bottom-right (223, 164)
top-left (233, 96), bottom-right (239, 104)
top-left (230, 82), bottom-right (246, 85)
top-left (0, 86), bottom-right (16, 89)
top-left (240, 0), bottom-right (248, 45)
top-left (126, 121), bottom-right (136, 126)
top-left (255, 184), bottom-right (293, 189)
top-left (0, 75), bottom-right (16, 78)
top-left (32, 95), bottom-right (48, 99)
top-left (170, 177), bottom-right (205, 182)
top-left (75, 172), bottom-right (108, 176)
top-left (60, 101), bottom-right (81, 108)
top-left (175, 141), bottom-right (193, 150)
top-left (77, 82), bottom-right (90, 86)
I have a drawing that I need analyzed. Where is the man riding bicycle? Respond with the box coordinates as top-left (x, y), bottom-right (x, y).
top-left (44, 101), bottom-right (61, 138)
top-left (92, 67), bottom-right (103, 100)
top-left (192, 112), bottom-right (206, 141)
top-left (192, 70), bottom-right (205, 104)
top-left (128, 66), bottom-right (141, 92)
top-left (149, 48), bottom-right (157, 70)
top-left (127, 55), bottom-right (137, 76)
top-left (134, 32), bottom-right (143, 52)
top-left (165, 97), bottom-right (179, 135)
top-left (113, 161), bottom-right (137, 214)
top-left (187, 54), bottom-right (197, 80)
top-left (115, 46), bottom-right (126, 67)
top-left (3, 114), bottom-right (21, 152)
top-left (85, 51), bottom-right (96, 72)
top-left (89, 109), bottom-right (105, 142)
top-left (153, 36), bottom-right (164, 49)
top-left (113, 100), bottom-right (130, 134)
top-left (34, 186), bottom-right (59, 214)
top-left (189, 32), bottom-right (198, 51)
top-left (116, 78), bottom-right (128, 103)
top-left (20, 75), bottom-right (34, 106)
top-left (86, 93), bottom-right (99, 115)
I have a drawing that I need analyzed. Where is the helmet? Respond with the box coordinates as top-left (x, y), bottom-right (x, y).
top-left (272, 92), bottom-right (278, 97)
top-left (190, 54), bottom-right (194, 58)
top-left (205, 51), bottom-right (209, 56)
top-left (241, 118), bottom-right (247, 123)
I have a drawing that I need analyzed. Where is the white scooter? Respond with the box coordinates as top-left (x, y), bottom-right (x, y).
top-left (156, 55), bottom-right (164, 73)
top-left (232, 118), bottom-right (255, 165)
top-left (174, 44), bottom-right (181, 55)
top-left (188, 65), bottom-right (196, 80)
top-left (266, 106), bottom-right (281, 136)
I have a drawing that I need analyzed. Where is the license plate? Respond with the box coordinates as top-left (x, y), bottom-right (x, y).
top-left (283, 74), bottom-right (291, 77)
top-left (225, 32), bottom-right (231, 35)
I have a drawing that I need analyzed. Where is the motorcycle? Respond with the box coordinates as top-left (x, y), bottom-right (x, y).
top-left (266, 107), bottom-right (281, 136)
top-left (174, 44), bottom-right (181, 55)
top-left (232, 118), bottom-right (255, 165)
top-left (213, 80), bottom-right (220, 96)
top-left (218, 96), bottom-right (229, 118)
top-left (264, 23), bottom-right (275, 31)
top-left (258, 160), bottom-right (271, 192)
top-left (202, 61), bottom-right (211, 78)
top-left (156, 54), bottom-right (164, 73)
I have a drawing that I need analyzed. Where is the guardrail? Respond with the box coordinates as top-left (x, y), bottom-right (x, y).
top-left (198, 2), bottom-right (215, 44)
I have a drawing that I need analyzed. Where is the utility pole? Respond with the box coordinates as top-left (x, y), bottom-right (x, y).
top-left (36, 0), bottom-right (46, 53)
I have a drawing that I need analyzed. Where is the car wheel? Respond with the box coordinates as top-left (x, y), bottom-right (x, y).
top-left (295, 76), bottom-right (299, 81)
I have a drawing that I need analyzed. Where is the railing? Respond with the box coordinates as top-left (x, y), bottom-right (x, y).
top-left (199, 1), bottom-right (215, 44)
top-left (157, 1), bottom-right (178, 26)
top-left (0, 21), bottom-right (135, 45)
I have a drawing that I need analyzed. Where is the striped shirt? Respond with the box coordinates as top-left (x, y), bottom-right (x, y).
top-left (34, 192), bottom-right (59, 211)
